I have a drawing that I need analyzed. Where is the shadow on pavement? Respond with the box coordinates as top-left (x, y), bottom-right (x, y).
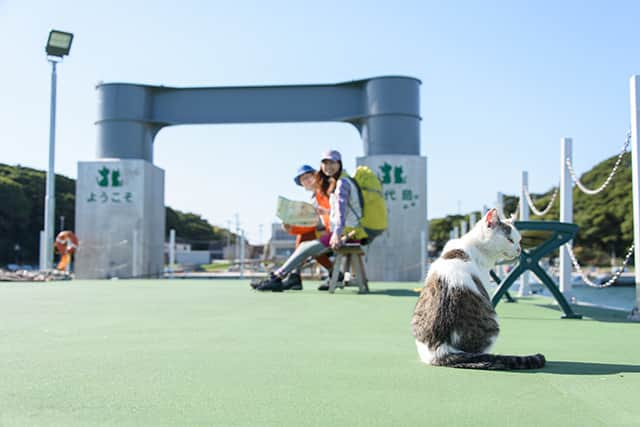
top-left (536, 303), bottom-right (635, 323)
top-left (542, 360), bottom-right (640, 375)
top-left (367, 288), bottom-right (420, 298)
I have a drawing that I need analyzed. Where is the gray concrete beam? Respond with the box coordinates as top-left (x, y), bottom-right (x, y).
top-left (95, 76), bottom-right (421, 161)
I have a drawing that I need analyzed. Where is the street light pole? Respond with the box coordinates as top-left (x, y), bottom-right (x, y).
top-left (42, 59), bottom-right (58, 270)
top-left (40, 30), bottom-right (73, 271)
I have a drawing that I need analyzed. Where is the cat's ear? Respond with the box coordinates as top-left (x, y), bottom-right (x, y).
top-left (485, 208), bottom-right (500, 228)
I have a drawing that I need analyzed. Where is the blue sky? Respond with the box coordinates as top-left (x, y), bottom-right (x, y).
top-left (1, 0), bottom-right (639, 244)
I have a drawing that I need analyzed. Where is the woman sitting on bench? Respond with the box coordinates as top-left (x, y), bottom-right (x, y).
top-left (253, 149), bottom-right (362, 292)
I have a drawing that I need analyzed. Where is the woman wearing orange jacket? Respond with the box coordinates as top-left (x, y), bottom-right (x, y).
top-left (277, 165), bottom-right (333, 289)
top-left (254, 150), bottom-right (359, 292)
top-left (286, 165), bottom-right (331, 245)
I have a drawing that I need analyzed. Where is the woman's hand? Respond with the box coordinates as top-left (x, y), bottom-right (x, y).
top-left (330, 232), bottom-right (342, 250)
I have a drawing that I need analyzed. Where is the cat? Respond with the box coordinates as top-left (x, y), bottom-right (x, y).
top-left (411, 208), bottom-right (545, 370)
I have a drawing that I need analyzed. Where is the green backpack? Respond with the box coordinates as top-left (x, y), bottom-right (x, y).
top-left (346, 166), bottom-right (388, 243)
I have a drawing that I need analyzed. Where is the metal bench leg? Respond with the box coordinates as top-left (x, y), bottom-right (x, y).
top-left (491, 264), bottom-right (526, 307)
top-left (490, 270), bottom-right (517, 303)
top-left (530, 263), bottom-right (582, 319)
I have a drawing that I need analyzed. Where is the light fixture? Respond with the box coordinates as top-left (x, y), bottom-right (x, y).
top-left (45, 30), bottom-right (73, 58)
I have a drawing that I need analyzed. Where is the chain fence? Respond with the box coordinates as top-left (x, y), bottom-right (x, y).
top-left (561, 131), bottom-right (634, 287)
top-left (566, 132), bottom-right (631, 195)
top-left (523, 186), bottom-right (559, 216)
top-left (565, 242), bottom-right (635, 288)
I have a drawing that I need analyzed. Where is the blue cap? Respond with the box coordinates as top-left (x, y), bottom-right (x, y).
top-left (294, 164), bottom-right (316, 186)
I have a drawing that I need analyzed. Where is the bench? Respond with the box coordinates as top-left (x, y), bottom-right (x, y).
top-left (328, 244), bottom-right (369, 294)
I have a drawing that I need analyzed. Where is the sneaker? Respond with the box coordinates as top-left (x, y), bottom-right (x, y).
top-left (282, 272), bottom-right (303, 290)
top-left (318, 272), bottom-right (344, 291)
top-left (256, 274), bottom-right (284, 292)
top-left (250, 272), bottom-right (278, 290)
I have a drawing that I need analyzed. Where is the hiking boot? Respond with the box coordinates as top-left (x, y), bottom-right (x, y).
top-left (318, 272), bottom-right (344, 291)
top-left (282, 272), bottom-right (303, 290)
top-left (256, 274), bottom-right (284, 292)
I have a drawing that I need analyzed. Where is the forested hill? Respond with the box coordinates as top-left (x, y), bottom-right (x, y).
top-left (0, 164), bottom-right (233, 265)
top-left (429, 151), bottom-right (633, 265)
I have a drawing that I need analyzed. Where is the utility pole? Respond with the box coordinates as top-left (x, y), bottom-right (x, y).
top-left (234, 213), bottom-right (240, 262)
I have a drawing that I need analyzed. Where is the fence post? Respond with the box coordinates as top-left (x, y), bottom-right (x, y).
top-left (239, 230), bottom-right (245, 279)
top-left (630, 75), bottom-right (640, 320)
top-left (560, 138), bottom-right (573, 299)
top-left (169, 229), bottom-right (176, 277)
top-left (518, 171), bottom-right (530, 296)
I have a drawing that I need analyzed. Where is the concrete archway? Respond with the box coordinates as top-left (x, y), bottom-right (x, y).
top-left (75, 76), bottom-right (426, 281)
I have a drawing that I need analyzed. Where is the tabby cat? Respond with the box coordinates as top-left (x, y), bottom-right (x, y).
top-left (411, 208), bottom-right (545, 370)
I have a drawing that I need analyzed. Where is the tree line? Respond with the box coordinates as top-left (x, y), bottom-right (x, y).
top-left (0, 164), bottom-right (234, 265)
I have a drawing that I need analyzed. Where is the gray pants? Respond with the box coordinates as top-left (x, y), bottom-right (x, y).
top-left (276, 240), bottom-right (330, 277)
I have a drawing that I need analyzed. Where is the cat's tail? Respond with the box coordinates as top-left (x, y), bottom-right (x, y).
top-left (433, 352), bottom-right (545, 370)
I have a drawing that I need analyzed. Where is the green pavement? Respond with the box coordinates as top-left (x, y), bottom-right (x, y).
top-left (1, 280), bottom-right (639, 426)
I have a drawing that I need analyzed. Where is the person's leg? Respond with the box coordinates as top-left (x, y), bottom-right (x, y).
top-left (255, 240), bottom-right (330, 291)
top-left (316, 233), bottom-right (345, 291)
top-left (315, 254), bottom-right (333, 270)
top-left (275, 240), bottom-right (329, 278)
top-left (291, 230), bottom-right (318, 273)
top-left (296, 230), bottom-right (316, 247)
top-left (298, 230), bottom-right (332, 271)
